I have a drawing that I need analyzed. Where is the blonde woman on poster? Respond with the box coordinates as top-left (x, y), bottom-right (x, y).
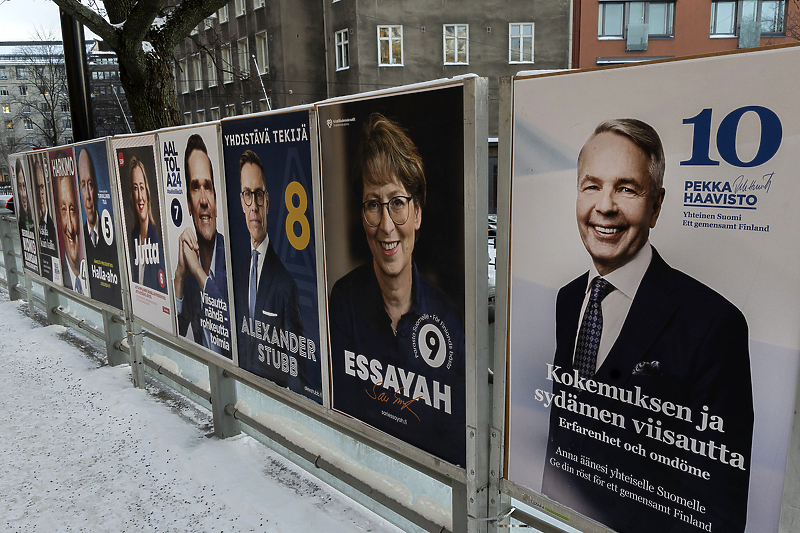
top-left (128, 156), bottom-right (167, 293)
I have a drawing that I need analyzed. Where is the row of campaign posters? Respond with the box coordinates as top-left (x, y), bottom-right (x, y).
top-left (7, 79), bottom-right (470, 469)
top-left (505, 46), bottom-right (799, 533)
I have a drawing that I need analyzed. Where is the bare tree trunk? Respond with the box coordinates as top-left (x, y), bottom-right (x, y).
top-left (119, 50), bottom-right (182, 132)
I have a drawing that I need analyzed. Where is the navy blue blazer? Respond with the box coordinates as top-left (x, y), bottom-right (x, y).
top-left (129, 220), bottom-right (167, 294)
top-left (84, 221), bottom-right (123, 309)
top-left (177, 232), bottom-right (231, 359)
top-left (235, 241), bottom-right (303, 387)
top-left (542, 248), bottom-right (753, 533)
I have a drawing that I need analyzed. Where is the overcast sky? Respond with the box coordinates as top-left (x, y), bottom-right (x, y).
top-left (0, 0), bottom-right (100, 42)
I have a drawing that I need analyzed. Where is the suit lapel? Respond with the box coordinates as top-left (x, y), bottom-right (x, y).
top-left (255, 242), bottom-right (278, 319)
top-left (595, 249), bottom-right (679, 387)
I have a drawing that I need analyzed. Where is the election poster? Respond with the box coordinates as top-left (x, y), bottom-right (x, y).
top-left (505, 46), bottom-right (800, 533)
top-left (8, 152), bottom-right (40, 275)
top-left (159, 124), bottom-right (233, 359)
top-left (221, 109), bottom-right (322, 403)
top-left (318, 85), bottom-right (467, 467)
top-left (112, 135), bottom-right (173, 334)
top-left (27, 150), bottom-right (61, 284)
top-left (49, 147), bottom-right (91, 298)
top-left (74, 139), bottom-right (124, 310)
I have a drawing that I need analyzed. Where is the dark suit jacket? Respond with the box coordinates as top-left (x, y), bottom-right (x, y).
top-left (84, 221), bottom-right (123, 309)
top-left (39, 211), bottom-right (59, 281)
top-left (542, 248), bottom-right (753, 533)
top-left (177, 232), bottom-right (231, 359)
top-left (235, 241), bottom-right (303, 386)
top-left (129, 220), bottom-right (167, 294)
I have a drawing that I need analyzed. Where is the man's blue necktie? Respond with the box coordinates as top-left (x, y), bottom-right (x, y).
top-left (574, 276), bottom-right (615, 378)
top-left (249, 249), bottom-right (259, 321)
top-left (75, 276), bottom-right (83, 295)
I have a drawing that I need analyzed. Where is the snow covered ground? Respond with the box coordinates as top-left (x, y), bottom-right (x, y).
top-left (0, 295), bottom-right (401, 533)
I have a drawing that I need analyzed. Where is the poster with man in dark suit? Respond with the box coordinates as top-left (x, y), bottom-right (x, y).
top-left (222, 109), bottom-right (322, 404)
top-left (505, 49), bottom-right (800, 533)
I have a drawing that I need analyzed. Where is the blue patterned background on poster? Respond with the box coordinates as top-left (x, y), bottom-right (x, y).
top-left (222, 110), bottom-right (321, 403)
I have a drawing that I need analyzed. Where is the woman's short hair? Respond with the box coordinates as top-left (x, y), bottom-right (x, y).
top-left (354, 112), bottom-right (426, 209)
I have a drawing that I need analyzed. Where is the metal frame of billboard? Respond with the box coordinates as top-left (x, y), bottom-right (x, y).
top-left (491, 45), bottom-right (800, 533)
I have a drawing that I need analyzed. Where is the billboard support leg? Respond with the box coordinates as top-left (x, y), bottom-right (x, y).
top-left (209, 364), bottom-right (239, 438)
top-left (452, 478), bottom-right (469, 533)
top-left (24, 271), bottom-right (35, 317)
top-left (128, 320), bottom-right (146, 389)
top-left (45, 286), bottom-right (61, 325)
top-left (103, 310), bottom-right (128, 367)
top-left (1, 216), bottom-right (24, 301)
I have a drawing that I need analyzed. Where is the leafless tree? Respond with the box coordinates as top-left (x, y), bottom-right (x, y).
top-left (51, 0), bottom-right (233, 132)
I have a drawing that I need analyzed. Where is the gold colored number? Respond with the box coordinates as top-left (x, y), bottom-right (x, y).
top-left (285, 181), bottom-right (310, 250)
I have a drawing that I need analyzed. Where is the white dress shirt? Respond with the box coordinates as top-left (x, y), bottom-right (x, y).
top-left (573, 242), bottom-right (652, 373)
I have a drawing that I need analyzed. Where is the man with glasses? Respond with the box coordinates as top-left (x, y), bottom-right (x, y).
top-left (173, 134), bottom-right (231, 358)
top-left (33, 156), bottom-right (59, 281)
top-left (235, 149), bottom-right (302, 382)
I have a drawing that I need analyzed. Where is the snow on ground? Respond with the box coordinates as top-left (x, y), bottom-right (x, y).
top-left (0, 296), bottom-right (401, 532)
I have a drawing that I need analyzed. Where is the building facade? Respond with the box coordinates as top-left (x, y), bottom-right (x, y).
top-left (573, 0), bottom-right (799, 67)
top-left (174, 0), bottom-right (573, 136)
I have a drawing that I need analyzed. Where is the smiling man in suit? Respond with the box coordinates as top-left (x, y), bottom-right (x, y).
top-left (235, 149), bottom-right (303, 385)
top-left (541, 119), bottom-right (753, 533)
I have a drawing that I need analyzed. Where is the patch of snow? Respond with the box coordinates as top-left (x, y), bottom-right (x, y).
top-left (142, 41), bottom-right (154, 54)
top-left (150, 353), bottom-right (181, 376)
top-left (151, 17), bottom-right (167, 31)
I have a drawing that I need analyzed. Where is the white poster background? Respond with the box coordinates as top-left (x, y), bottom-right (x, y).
top-left (112, 135), bottom-right (174, 334)
top-left (507, 46), bottom-right (800, 533)
top-left (158, 124), bottom-right (231, 356)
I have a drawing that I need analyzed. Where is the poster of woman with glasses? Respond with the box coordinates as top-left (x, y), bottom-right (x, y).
top-left (318, 86), bottom-right (467, 468)
top-left (221, 108), bottom-right (323, 404)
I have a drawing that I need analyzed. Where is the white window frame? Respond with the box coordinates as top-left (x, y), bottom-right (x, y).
top-left (206, 52), bottom-right (217, 87)
top-left (443, 24), bottom-right (469, 65)
top-left (235, 0), bottom-right (246, 17)
top-left (16, 67), bottom-right (27, 80)
top-left (221, 45), bottom-right (233, 83)
top-left (509, 23), bottom-right (535, 63)
top-left (210, 107), bottom-right (220, 121)
top-left (24, 118), bottom-right (33, 130)
top-left (178, 59), bottom-right (188, 93)
top-left (335, 29), bottom-right (350, 70)
top-left (219, 5), bottom-right (229, 23)
top-left (183, 112), bottom-right (192, 125)
top-left (255, 0), bottom-right (265, 8)
top-left (255, 32), bottom-right (269, 75)
top-left (191, 53), bottom-right (202, 91)
top-left (197, 109), bottom-right (205, 123)
top-left (225, 104), bottom-right (235, 117)
top-left (242, 101), bottom-right (252, 115)
top-left (19, 85), bottom-right (28, 96)
top-left (0, 87), bottom-right (8, 96)
top-left (710, 1), bottom-right (786, 36)
top-left (259, 98), bottom-right (271, 112)
top-left (378, 25), bottom-right (403, 67)
top-left (237, 37), bottom-right (249, 77)
top-left (598, 1), bottom-right (676, 39)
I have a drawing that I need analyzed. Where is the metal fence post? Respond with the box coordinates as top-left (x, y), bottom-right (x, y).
top-left (0, 215), bottom-right (24, 301)
top-left (102, 309), bottom-right (128, 367)
top-left (128, 320), bottom-right (146, 389)
top-left (44, 286), bottom-right (62, 325)
top-left (208, 364), bottom-right (239, 438)
top-left (24, 271), bottom-right (35, 317)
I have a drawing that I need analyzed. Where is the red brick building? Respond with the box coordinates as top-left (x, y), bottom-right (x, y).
top-left (572, 1), bottom-right (799, 67)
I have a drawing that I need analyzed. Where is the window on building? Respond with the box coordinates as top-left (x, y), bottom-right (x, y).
top-left (242, 101), bottom-right (252, 115)
top-left (711, 1), bottom-right (785, 36)
top-left (210, 107), bottom-right (220, 121)
top-left (225, 104), bottom-right (235, 117)
top-left (259, 98), bottom-right (271, 112)
top-left (335, 29), bottom-right (349, 70)
top-left (509, 23), bottom-right (535, 63)
top-left (221, 45), bottom-right (233, 83)
top-left (35, 66), bottom-right (45, 79)
top-left (16, 67), bottom-right (27, 79)
top-left (192, 54), bottom-right (202, 90)
top-left (206, 52), bottom-right (217, 87)
top-left (256, 0), bottom-right (265, 8)
top-left (378, 25), bottom-right (403, 66)
top-left (0, 87), bottom-right (8, 96)
top-left (219, 5), bottom-right (229, 23)
top-left (0, 67), bottom-right (6, 79)
top-left (19, 85), bottom-right (28, 96)
top-left (598, 2), bottom-right (675, 38)
top-left (183, 112), bottom-right (191, 125)
top-left (5, 121), bottom-right (12, 131)
top-left (235, 0), bottom-right (245, 17)
top-left (65, 136), bottom-right (73, 144)
top-left (40, 103), bottom-right (50, 113)
top-left (61, 102), bottom-right (69, 112)
top-left (237, 37), bottom-right (249, 76)
top-left (1, 103), bottom-right (9, 113)
top-left (255, 32), bottom-right (269, 75)
top-left (6, 136), bottom-right (14, 148)
top-left (24, 118), bottom-right (33, 130)
top-left (444, 24), bottom-right (469, 64)
top-left (63, 118), bottom-right (72, 130)
top-left (197, 110), bottom-right (205, 123)
top-left (26, 135), bottom-right (34, 145)
top-left (23, 104), bottom-right (31, 114)
top-left (56, 67), bottom-right (66, 78)
top-left (178, 59), bottom-right (188, 93)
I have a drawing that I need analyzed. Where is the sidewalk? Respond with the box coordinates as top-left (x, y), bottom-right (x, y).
top-left (0, 295), bottom-right (399, 533)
